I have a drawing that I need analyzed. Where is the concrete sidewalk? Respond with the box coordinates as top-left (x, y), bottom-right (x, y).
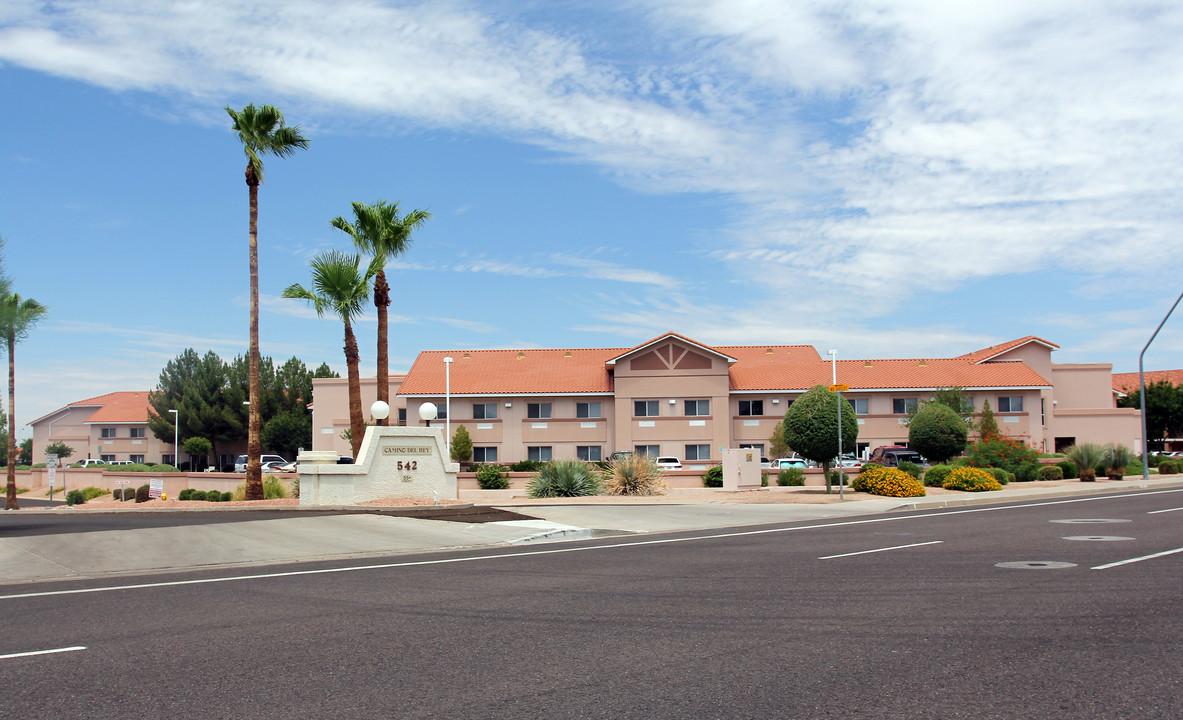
top-left (2, 477), bottom-right (1179, 585)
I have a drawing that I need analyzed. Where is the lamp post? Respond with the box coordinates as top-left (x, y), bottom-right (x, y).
top-left (828, 349), bottom-right (844, 500)
top-left (444, 356), bottom-right (453, 455)
top-left (1139, 287), bottom-right (1183, 479)
top-left (419, 401), bottom-right (438, 428)
top-left (168, 409), bottom-right (179, 469)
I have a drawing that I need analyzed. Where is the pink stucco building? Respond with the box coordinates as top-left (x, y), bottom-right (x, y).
top-left (310, 333), bottom-right (1142, 466)
top-left (29, 392), bottom-right (176, 465)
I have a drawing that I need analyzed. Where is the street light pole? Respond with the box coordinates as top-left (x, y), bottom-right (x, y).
top-left (444, 356), bottom-right (453, 456)
top-left (1139, 287), bottom-right (1183, 479)
top-left (168, 409), bottom-right (179, 469)
top-left (828, 349), bottom-right (844, 499)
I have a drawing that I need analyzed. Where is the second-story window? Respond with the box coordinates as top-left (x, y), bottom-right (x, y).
top-left (473, 403), bottom-right (497, 419)
top-left (892, 398), bottom-right (918, 414)
top-left (684, 400), bottom-right (710, 416)
top-left (634, 400), bottom-right (659, 417)
top-left (576, 402), bottom-right (602, 418)
top-left (129, 427), bottom-right (146, 438)
top-left (998, 396), bottom-right (1023, 412)
top-left (738, 400), bottom-right (763, 416)
top-left (100, 427), bottom-right (117, 438)
top-left (527, 403), bottom-right (552, 419)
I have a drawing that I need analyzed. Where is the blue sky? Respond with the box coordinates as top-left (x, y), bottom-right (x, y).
top-left (2, 0), bottom-right (1182, 436)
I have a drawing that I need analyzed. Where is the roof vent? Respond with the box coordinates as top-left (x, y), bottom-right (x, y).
top-left (919, 360), bottom-right (928, 367)
top-left (864, 361), bottom-right (872, 367)
top-left (765, 348), bottom-right (774, 354)
top-left (516, 352), bottom-right (525, 360)
top-left (564, 351), bottom-right (572, 358)
top-left (463, 352), bottom-right (471, 359)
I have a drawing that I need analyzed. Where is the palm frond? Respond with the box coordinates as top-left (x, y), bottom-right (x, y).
top-left (225, 103), bottom-right (309, 182)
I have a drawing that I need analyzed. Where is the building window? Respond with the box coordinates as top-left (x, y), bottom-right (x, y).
top-left (473, 403), bottom-right (497, 420)
top-left (739, 443), bottom-right (765, 456)
top-left (100, 427), bottom-right (117, 438)
top-left (684, 399), bottom-right (710, 416)
top-left (634, 400), bottom-right (659, 417)
top-left (129, 454), bottom-right (145, 464)
top-left (129, 427), bottom-right (146, 439)
top-left (473, 447), bottom-right (498, 463)
top-left (998, 396), bottom-right (1023, 413)
top-left (397, 408), bottom-right (407, 426)
top-left (576, 446), bottom-right (602, 462)
top-left (435, 403), bottom-right (447, 420)
top-left (576, 402), bottom-right (601, 419)
top-left (162, 454), bottom-right (175, 466)
top-left (100, 454), bottom-right (115, 462)
top-left (527, 403), bottom-right (552, 419)
top-left (685, 444), bottom-right (710, 461)
top-left (892, 398), bottom-right (918, 414)
top-left (738, 400), bottom-right (764, 416)
top-left (635, 445), bottom-right (660, 457)
top-left (850, 398), bottom-right (869, 415)
top-left (527, 446), bottom-right (552, 462)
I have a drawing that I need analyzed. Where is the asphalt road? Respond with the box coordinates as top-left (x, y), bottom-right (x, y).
top-left (2, 489), bottom-right (1180, 719)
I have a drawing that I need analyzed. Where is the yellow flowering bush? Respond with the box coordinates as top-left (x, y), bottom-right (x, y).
top-left (943, 466), bottom-right (1003, 492)
top-left (852, 464), bottom-right (925, 498)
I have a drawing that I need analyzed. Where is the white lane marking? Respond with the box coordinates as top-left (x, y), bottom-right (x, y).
top-left (2, 487), bottom-right (1181, 601)
top-left (818, 540), bottom-right (943, 559)
top-left (1147, 507), bottom-right (1183, 514)
top-left (0, 646), bottom-right (87, 660)
top-left (1091, 547), bottom-right (1183, 570)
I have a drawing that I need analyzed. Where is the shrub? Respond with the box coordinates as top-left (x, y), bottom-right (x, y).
top-left (852, 465), bottom-right (925, 498)
top-left (82, 486), bottom-right (108, 500)
top-left (205, 491), bottom-right (221, 502)
top-left (190, 490), bottom-right (208, 501)
top-left (1064, 443), bottom-right (1106, 481)
top-left (1158, 460), bottom-right (1179, 475)
top-left (988, 468), bottom-right (1009, 485)
top-left (777, 468), bottom-right (805, 486)
top-left (1038, 465), bottom-right (1064, 481)
top-left (702, 466), bottom-right (724, 488)
top-left (897, 461), bottom-right (922, 479)
top-left (291, 478), bottom-right (300, 499)
top-left (600, 454), bottom-right (669, 496)
top-left (908, 403), bottom-right (969, 464)
top-left (943, 467), bottom-right (1003, 492)
top-left (966, 435), bottom-right (1039, 474)
top-left (827, 469), bottom-right (850, 486)
top-left (474, 463), bottom-right (509, 490)
top-left (923, 465), bottom-right (953, 487)
top-left (527, 460), bottom-right (601, 498)
top-left (509, 460), bottom-right (543, 473)
top-left (1014, 462), bottom-right (1041, 483)
top-left (65, 489), bottom-right (86, 506)
top-left (1103, 443), bottom-right (1134, 479)
top-left (178, 488), bottom-right (194, 501)
top-left (263, 476), bottom-right (287, 499)
top-left (135, 484), bottom-right (151, 503)
top-left (1057, 460), bottom-right (1078, 479)
top-left (149, 464), bottom-right (181, 473)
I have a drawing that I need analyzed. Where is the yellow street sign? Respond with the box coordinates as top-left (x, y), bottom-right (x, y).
top-left (829, 384), bottom-right (849, 392)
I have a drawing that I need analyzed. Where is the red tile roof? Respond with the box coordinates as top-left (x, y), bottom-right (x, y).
top-left (958, 336), bottom-right (1059, 364)
top-left (1112, 370), bottom-right (1183, 392)
top-left (398, 348), bottom-right (623, 395)
top-left (30, 391), bottom-right (151, 426)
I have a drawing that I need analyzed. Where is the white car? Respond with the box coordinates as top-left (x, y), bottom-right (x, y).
top-left (655, 456), bottom-right (683, 470)
top-left (235, 454), bottom-right (287, 473)
top-left (774, 458), bottom-right (809, 469)
top-left (75, 459), bottom-right (108, 468)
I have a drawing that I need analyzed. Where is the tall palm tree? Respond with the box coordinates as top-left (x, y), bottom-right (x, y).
top-left (226, 104), bottom-right (309, 500)
top-left (282, 250), bottom-right (380, 459)
top-left (0, 293), bottom-right (47, 510)
top-left (330, 200), bottom-right (430, 425)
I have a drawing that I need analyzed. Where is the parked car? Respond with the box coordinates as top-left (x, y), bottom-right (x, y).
top-left (773, 457), bottom-right (809, 469)
top-left (235, 454), bottom-right (287, 473)
top-left (108, 460), bottom-right (135, 466)
top-left (261, 460), bottom-right (290, 472)
top-left (655, 456), bottom-right (683, 470)
top-left (867, 446), bottom-right (925, 467)
top-left (834, 454), bottom-right (863, 468)
top-left (273, 460), bottom-right (299, 473)
top-left (609, 451), bottom-right (634, 462)
top-left (74, 459), bottom-right (107, 468)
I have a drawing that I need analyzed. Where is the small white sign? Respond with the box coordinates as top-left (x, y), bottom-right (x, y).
top-left (148, 478), bottom-right (164, 499)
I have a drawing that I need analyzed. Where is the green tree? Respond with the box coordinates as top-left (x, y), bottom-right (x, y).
top-left (451, 424), bottom-right (473, 462)
top-left (908, 403), bottom-right (968, 464)
top-left (768, 419), bottom-right (790, 459)
top-left (227, 103), bottom-right (309, 501)
top-left (312, 362), bottom-right (339, 379)
top-left (978, 398), bottom-right (1000, 438)
top-left (18, 437), bottom-right (32, 466)
top-left (1117, 381), bottom-right (1183, 449)
top-left (926, 387), bottom-right (977, 430)
top-left (148, 349), bottom-right (244, 465)
top-left (182, 437), bottom-right (213, 471)
top-left (262, 411), bottom-right (312, 459)
top-left (782, 385), bottom-right (858, 493)
top-left (330, 200), bottom-right (430, 425)
top-left (1, 290), bottom-right (47, 509)
top-left (283, 250), bottom-right (379, 460)
top-left (45, 441), bottom-right (76, 464)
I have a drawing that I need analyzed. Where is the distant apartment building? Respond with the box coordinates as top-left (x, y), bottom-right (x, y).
top-left (310, 333), bottom-right (1142, 466)
top-left (29, 392), bottom-right (175, 465)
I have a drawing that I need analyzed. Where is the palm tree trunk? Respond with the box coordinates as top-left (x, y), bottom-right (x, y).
top-left (6, 334), bottom-right (18, 510)
top-left (374, 269), bottom-right (390, 426)
top-left (245, 166), bottom-right (263, 500)
top-left (344, 320), bottom-right (364, 459)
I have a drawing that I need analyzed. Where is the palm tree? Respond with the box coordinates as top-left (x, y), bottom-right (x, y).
top-left (226, 104), bottom-right (309, 500)
top-left (282, 250), bottom-right (380, 459)
top-left (0, 292), bottom-right (47, 510)
top-left (330, 200), bottom-right (430, 425)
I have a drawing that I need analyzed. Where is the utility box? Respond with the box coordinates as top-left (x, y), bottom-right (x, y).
top-left (721, 448), bottom-right (762, 491)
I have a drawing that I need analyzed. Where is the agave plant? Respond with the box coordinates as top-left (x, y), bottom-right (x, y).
top-left (1103, 443), bottom-right (1134, 480)
top-left (526, 460), bottom-right (601, 498)
top-left (1064, 443), bottom-right (1106, 482)
top-left (600, 453), bottom-right (670, 496)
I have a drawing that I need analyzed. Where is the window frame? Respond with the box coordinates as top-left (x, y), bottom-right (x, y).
top-left (685, 444), bottom-right (711, 461)
top-left (998, 396), bottom-right (1023, 413)
top-left (576, 401), bottom-right (602, 419)
top-left (576, 446), bottom-right (602, 462)
top-left (635, 445), bottom-right (660, 457)
top-left (892, 398), bottom-right (918, 415)
top-left (527, 446), bottom-right (553, 462)
top-left (129, 427), bottom-right (146, 439)
top-left (527, 402), bottom-right (552, 419)
top-left (738, 400), bottom-right (764, 417)
top-left (100, 427), bottom-right (117, 438)
top-left (473, 446), bottom-right (498, 463)
top-left (634, 400), bottom-right (659, 417)
top-left (472, 403), bottom-right (498, 420)
top-left (850, 398), bottom-right (869, 415)
top-left (684, 399), bottom-right (710, 417)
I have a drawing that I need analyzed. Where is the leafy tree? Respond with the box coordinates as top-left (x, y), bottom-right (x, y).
top-left (1117, 380), bottom-right (1183, 449)
top-left (978, 398), bottom-right (1000, 438)
top-left (182, 437), bottom-right (213, 471)
top-left (18, 437), bottom-right (32, 466)
top-left (45, 441), bottom-right (76, 464)
top-left (782, 385), bottom-right (858, 493)
top-left (283, 250), bottom-right (379, 460)
top-left (312, 362), bottom-right (339, 379)
top-left (908, 403), bottom-right (968, 464)
top-left (331, 200), bottom-right (430, 425)
top-left (926, 387), bottom-right (977, 430)
top-left (148, 349), bottom-right (244, 465)
top-left (1, 288), bottom-right (47, 509)
top-left (768, 420), bottom-right (790, 459)
top-left (262, 412), bottom-right (311, 460)
top-left (451, 424), bottom-right (473, 462)
top-left (227, 103), bottom-right (309, 500)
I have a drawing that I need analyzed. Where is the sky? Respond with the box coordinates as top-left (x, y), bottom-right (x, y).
top-left (1, 0), bottom-right (1182, 437)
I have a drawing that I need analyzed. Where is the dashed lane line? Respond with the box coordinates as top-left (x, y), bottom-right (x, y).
top-left (818, 540), bottom-right (943, 560)
top-left (1, 646), bottom-right (87, 660)
top-left (1091, 547), bottom-right (1183, 570)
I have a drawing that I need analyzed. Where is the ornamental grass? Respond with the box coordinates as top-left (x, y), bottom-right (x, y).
top-left (599, 453), bottom-right (670, 496)
top-left (942, 466), bottom-right (1003, 492)
top-left (850, 464), bottom-right (925, 498)
top-left (526, 460), bottom-right (601, 498)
